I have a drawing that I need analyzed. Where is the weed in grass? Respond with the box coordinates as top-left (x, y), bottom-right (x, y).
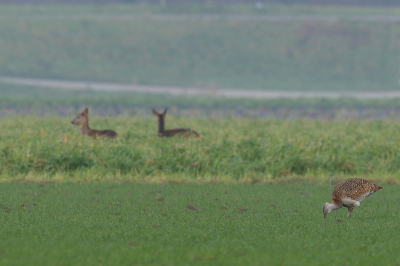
top-left (187, 205), bottom-right (196, 210)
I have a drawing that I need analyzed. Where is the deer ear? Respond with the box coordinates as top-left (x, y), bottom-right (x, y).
top-left (162, 108), bottom-right (167, 116)
top-left (152, 109), bottom-right (159, 116)
top-left (84, 108), bottom-right (88, 115)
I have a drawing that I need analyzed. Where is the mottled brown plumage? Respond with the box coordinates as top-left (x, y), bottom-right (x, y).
top-left (71, 108), bottom-right (118, 139)
top-left (323, 178), bottom-right (382, 218)
top-left (152, 109), bottom-right (199, 138)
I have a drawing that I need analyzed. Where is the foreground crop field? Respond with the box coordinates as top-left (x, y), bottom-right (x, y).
top-left (0, 183), bottom-right (398, 266)
top-left (1, 116), bottom-right (400, 182)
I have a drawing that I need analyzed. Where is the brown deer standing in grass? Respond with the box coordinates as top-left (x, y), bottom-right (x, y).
top-left (152, 108), bottom-right (199, 138)
top-left (71, 108), bottom-right (118, 139)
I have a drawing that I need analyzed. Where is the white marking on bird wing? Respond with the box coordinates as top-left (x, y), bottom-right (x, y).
top-left (342, 197), bottom-right (360, 207)
top-left (356, 191), bottom-right (373, 202)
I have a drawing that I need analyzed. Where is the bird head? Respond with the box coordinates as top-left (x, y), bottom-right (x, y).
top-left (323, 202), bottom-right (332, 218)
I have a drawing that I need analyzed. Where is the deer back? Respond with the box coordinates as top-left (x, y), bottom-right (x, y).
top-left (161, 129), bottom-right (199, 138)
top-left (89, 129), bottom-right (118, 139)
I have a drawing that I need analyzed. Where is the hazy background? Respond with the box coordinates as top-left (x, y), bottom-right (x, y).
top-left (1, 0), bottom-right (400, 118)
top-left (1, 0), bottom-right (399, 6)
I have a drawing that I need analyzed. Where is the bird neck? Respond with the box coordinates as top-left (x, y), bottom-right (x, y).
top-left (327, 203), bottom-right (342, 211)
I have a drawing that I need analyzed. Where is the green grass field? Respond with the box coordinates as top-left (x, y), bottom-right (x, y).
top-left (1, 4), bottom-right (399, 91)
top-left (1, 89), bottom-right (400, 265)
top-left (1, 116), bottom-right (400, 183)
top-left (0, 182), bottom-right (398, 266)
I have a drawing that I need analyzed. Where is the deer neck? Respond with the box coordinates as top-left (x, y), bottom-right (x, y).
top-left (158, 117), bottom-right (165, 134)
top-left (80, 118), bottom-right (91, 136)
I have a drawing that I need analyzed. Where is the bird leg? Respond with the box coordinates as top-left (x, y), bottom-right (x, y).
top-left (347, 206), bottom-right (354, 218)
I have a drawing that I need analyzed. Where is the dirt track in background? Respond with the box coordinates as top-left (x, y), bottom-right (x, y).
top-left (1, 76), bottom-right (400, 99)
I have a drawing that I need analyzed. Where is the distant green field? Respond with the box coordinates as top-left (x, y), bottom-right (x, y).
top-left (0, 182), bottom-right (397, 266)
top-left (1, 116), bottom-right (400, 183)
top-left (0, 4), bottom-right (399, 91)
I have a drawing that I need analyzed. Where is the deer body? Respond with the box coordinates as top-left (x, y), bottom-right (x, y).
top-left (152, 109), bottom-right (199, 138)
top-left (71, 108), bottom-right (118, 139)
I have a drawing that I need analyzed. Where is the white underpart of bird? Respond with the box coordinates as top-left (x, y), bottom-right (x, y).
top-left (323, 178), bottom-right (382, 218)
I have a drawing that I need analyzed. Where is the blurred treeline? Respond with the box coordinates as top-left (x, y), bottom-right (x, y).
top-left (0, 0), bottom-right (399, 6)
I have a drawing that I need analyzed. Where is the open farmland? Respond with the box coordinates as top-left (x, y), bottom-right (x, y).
top-left (2, 3), bottom-right (400, 265)
top-left (0, 182), bottom-right (399, 266)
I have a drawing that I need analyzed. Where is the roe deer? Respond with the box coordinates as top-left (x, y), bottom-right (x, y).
top-left (71, 108), bottom-right (118, 139)
top-left (152, 109), bottom-right (199, 138)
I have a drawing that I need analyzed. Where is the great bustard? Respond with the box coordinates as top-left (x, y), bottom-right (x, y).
top-left (323, 178), bottom-right (382, 218)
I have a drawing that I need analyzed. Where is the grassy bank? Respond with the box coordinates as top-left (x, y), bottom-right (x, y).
top-left (1, 116), bottom-right (400, 183)
top-left (0, 4), bottom-right (399, 91)
top-left (0, 182), bottom-right (397, 266)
